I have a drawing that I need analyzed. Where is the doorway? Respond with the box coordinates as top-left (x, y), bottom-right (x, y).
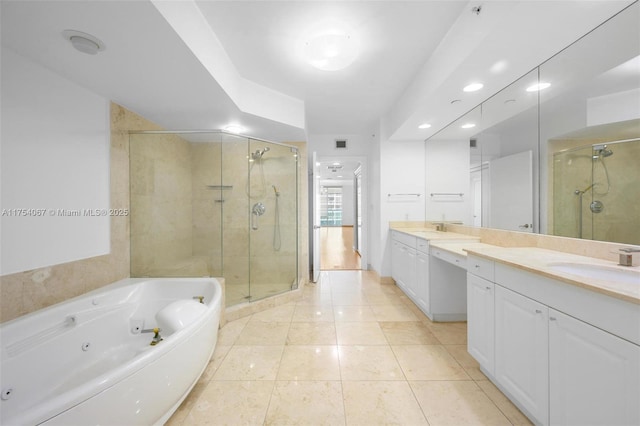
top-left (312, 156), bottom-right (366, 275)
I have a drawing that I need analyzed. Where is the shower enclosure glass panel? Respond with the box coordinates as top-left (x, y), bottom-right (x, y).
top-left (553, 139), bottom-right (640, 244)
top-left (129, 131), bottom-right (298, 307)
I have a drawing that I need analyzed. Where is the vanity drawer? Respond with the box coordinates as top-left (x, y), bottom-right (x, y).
top-left (392, 230), bottom-right (417, 248)
top-left (417, 238), bottom-right (429, 254)
top-left (431, 247), bottom-right (465, 268)
top-left (467, 254), bottom-right (495, 281)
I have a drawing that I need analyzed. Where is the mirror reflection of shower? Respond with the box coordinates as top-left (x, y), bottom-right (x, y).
top-left (273, 185), bottom-right (281, 251)
top-left (247, 147), bottom-right (270, 198)
top-left (592, 144), bottom-right (613, 195)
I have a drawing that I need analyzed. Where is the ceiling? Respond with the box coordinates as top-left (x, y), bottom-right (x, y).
top-left (1, 1), bottom-right (635, 144)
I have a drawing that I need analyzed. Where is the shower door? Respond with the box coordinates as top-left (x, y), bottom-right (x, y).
top-left (247, 138), bottom-right (299, 300)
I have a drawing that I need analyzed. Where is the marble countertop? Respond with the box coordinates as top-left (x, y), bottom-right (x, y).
top-left (466, 246), bottom-right (640, 305)
top-left (391, 227), bottom-right (480, 242)
top-left (429, 241), bottom-right (496, 257)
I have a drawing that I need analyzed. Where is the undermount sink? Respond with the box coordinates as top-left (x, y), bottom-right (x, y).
top-left (547, 262), bottom-right (640, 285)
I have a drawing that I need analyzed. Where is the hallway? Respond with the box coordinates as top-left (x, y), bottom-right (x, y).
top-left (168, 270), bottom-right (531, 425)
top-left (320, 226), bottom-right (361, 270)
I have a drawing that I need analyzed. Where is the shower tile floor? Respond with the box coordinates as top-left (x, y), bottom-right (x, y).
top-left (167, 270), bottom-right (532, 426)
top-left (226, 282), bottom-right (294, 306)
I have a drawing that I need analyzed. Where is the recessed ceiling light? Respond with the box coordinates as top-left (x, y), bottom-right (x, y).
top-left (463, 83), bottom-right (484, 92)
top-left (62, 30), bottom-right (105, 55)
top-left (451, 99), bottom-right (462, 104)
top-left (332, 162), bottom-right (341, 165)
top-left (418, 123), bottom-right (432, 129)
top-left (504, 99), bottom-right (516, 104)
top-left (526, 82), bottom-right (551, 92)
top-left (461, 123), bottom-right (476, 129)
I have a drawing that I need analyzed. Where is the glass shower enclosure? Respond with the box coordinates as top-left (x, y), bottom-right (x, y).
top-left (129, 131), bottom-right (298, 306)
top-left (552, 138), bottom-right (640, 245)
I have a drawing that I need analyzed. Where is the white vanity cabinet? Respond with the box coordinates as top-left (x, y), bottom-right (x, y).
top-left (415, 244), bottom-right (430, 314)
top-left (466, 253), bottom-right (640, 426)
top-left (494, 285), bottom-right (549, 425)
top-left (466, 273), bottom-right (494, 375)
top-left (549, 309), bottom-right (640, 426)
top-left (390, 231), bottom-right (419, 302)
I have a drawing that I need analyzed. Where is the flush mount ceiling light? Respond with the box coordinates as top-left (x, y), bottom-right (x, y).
top-left (461, 123), bottom-right (476, 129)
top-left (418, 123), bottom-right (432, 129)
top-left (463, 83), bottom-right (484, 92)
top-left (526, 82), bottom-right (551, 92)
top-left (301, 23), bottom-right (359, 71)
top-left (62, 30), bottom-right (105, 55)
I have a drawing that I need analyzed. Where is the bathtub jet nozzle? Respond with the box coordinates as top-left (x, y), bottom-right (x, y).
top-left (142, 327), bottom-right (163, 345)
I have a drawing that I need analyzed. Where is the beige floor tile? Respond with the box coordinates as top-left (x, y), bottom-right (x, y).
top-left (213, 346), bottom-right (283, 381)
top-left (235, 321), bottom-right (290, 345)
top-left (477, 380), bottom-right (534, 425)
top-left (286, 322), bottom-right (337, 345)
top-left (338, 345), bottom-right (405, 380)
top-left (292, 304), bottom-right (335, 322)
top-left (371, 304), bottom-right (419, 321)
top-left (342, 381), bottom-right (428, 425)
top-left (216, 316), bottom-right (250, 346)
top-left (392, 345), bottom-right (470, 380)
top-left (198, 345), bottom-right (232, 383)
top-left (333, 305), bottom-right (377, 322)
top-left (444, 344), bottom-right (480, 368)
top-left (331, 291), bottom-right (368, 306)
top-left (336, 322), bottom-right (388, 345)
top-left (463, 366), bottom-right (491, 381)
top-left (410, 381), bottom-right (512, 426)
top-left (265, 381), bottom-right (345, 426)
top-left (277, 345), bottom-right (341, 380)
top-left (250, 304), bottom-right (296, 322)
top-left (365, 292), bottom-right (406, 305)
top-left (298, 290), bottom-right (332, 306)
top-left (379, 321), bottom-right (440, 345)
top-left (427, 321), bottom-right (468, 344)
top-left (184, 380), bottom-right (273, 425)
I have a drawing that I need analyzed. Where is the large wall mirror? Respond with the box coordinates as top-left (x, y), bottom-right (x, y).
top-left (426, 2), bottom-right (640, 245)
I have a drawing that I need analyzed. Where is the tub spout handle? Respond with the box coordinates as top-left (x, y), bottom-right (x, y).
top-left (141, 327), bottom-right (163, 345)
top-left (193, 296), bottom-right (205, 304)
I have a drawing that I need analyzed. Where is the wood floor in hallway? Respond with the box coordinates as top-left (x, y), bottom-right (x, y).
top-left (320, 226), bottom-right (361, 270)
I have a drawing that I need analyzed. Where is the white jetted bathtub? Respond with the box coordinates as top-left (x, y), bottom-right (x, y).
top-left (0, 277), bottom-right (222, 425)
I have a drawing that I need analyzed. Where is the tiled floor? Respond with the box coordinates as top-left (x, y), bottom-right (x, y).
top-left (167, 270), bottom-right (532, 426)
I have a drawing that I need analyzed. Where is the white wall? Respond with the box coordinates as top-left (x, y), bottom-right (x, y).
top-left (341, 180), bottom-right (355, 226)
top-left (376, 138), bottom-right (426, 277)
top-left (425, 139), bottom-right (470, 223)
top-left (1, 48), bottom-right (110, 275)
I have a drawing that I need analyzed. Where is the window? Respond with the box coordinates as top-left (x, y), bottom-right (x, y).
top-left (320, 186), bottom-right (342, 226)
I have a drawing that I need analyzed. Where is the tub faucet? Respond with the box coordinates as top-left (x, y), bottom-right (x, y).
top-left (141, 327), bottom-right (163, 345)
top-left (619, 248), bottom-right (640, 267)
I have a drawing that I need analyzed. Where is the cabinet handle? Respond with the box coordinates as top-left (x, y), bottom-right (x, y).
top-left (485, 286), bottom-right (491, 290)
top-left (535, 309), bottom-right (542, 313)
top-left (550, 317), bottom-right (557, 321)
top-left (455, 259), bottom-right (460, 263)
top-left (474, 264), bottom-right (480, 268)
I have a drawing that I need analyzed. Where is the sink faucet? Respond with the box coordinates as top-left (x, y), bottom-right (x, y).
top-left (142, 327), bottom-right (163, 345)
top-left (435, 222), bottom-right (446, 232)
top-left (618, 248), bottom-right (640, 267)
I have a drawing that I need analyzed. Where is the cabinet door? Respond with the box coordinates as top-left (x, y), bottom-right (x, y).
top-left (404, 247), bottom-right (417, 299)
top-left (549, 309), bottom-right (640, 426)
top-left (467, 273), bottom-right (494, 374)
top-left (495, 285), bottom-right (549, 425)
top-left (416, 252), bottom-right (430, 314)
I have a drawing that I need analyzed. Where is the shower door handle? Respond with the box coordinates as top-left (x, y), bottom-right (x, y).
top-left (518, 223), bottom-right (532, 229)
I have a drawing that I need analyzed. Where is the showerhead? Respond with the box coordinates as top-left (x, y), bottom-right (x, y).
top-left (251, 147), bottom-right (270, 160)
top-left (593, 145), bottom-right (613, 159)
